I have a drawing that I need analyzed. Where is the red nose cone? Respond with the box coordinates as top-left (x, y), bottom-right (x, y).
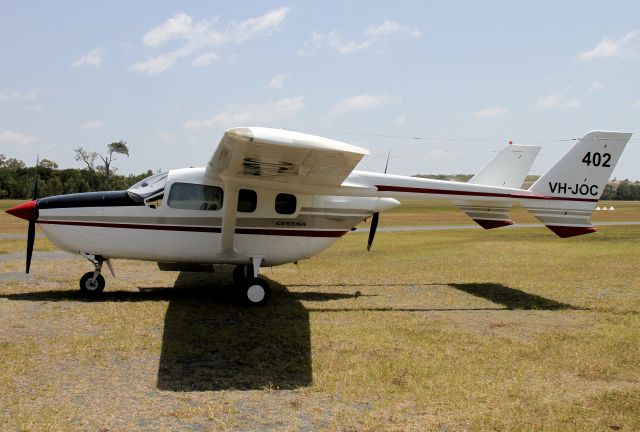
top-left (6, 200), bottom-right (38, 221)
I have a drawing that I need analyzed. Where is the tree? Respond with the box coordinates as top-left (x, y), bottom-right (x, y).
top-left (0, 154), bottom-right (26, 170)
top-left (74, 147), bottom-right (98, 171)
top-left (40, 158), bottom-right (59, 170)
top-left (74, 140), bottom-right (130, 188)
top-left (100, 140), bottom-right (129, 185)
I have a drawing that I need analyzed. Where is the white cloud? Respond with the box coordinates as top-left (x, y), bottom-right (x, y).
top-left (192, 52), bottom-right (220, 67)
top-left (143, 12), bottom-right (199, 47)
top-left (537, 90), bottom-right (580, 109)
top-left (80, 120), bottom-right (105, 129)
top-left (0, 131), bottom-right (37, 144)
top-left (588, 81), bottom-right (604, 93)
top-left (0, 89), bottom-right (48, 102)
top-left (365, 20), bottom-right (421, 39)
top-left (72, 48), bottom-right (105, 68)
top-left (330, 94), bottom-right (400, 116)
top-left (577, 30), bottom-right (639, 61)
top-left (265, 73), bottom-right (289, 89)
top-left (473, 107), bottom-right (508, 118)
top-left (132, 7), bottom-right (289, 76)
top-left (299, 20), bottom-right (420, 55)
top-left (633, 100), bottom-right (640, 108)
top-left (183, 96), bottom-right (304, 129)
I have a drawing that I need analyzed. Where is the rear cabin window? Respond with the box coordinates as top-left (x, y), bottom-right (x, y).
top-left (167, 183), bottom-right (223, 210)
top-left (237, 189), bottom-right (257, 212)
top-left (275, 193), bottom-right (296, 215)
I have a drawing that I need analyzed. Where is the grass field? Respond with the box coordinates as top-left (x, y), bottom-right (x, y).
top-left (1, 199), bottom-right (639, 431)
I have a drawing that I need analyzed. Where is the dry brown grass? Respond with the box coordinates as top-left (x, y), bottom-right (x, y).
top-left (1, 200), bottom-right (639, 431)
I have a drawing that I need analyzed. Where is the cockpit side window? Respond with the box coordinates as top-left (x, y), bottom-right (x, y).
top-left (167, 183), bottom-right (224, 211)
top-left (237, 189), bottom-right (257, 212)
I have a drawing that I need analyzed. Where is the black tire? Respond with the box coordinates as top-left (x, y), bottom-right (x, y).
top-left (232, 265), bottom-right (246, 285)
top-left (243, 278), bottom-right (271, 306)
top-left (232, 264), bottom-right (254, 286)
top-left (80, 272), bottom-right (105, 293)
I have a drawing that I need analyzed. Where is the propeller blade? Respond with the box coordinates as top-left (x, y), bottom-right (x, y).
top-left (26, 220), bottom-right (35, 274)
top-left (367, 212), bottom-right (380, 252)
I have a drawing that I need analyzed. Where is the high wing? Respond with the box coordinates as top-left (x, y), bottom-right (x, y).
top-left (206, 127), bottom-right (369, 258)
top-left (205, 127), bottom-right (369, 187)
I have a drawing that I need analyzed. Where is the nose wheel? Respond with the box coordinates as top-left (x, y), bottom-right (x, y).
top-left (80, 272), bottom-right (105, 293)
top-left (79, 253), bottom-right (114, 295)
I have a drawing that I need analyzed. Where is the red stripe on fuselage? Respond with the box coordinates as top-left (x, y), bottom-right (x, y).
top-left (374, 185), bottom-right (598, 203)
top-left (38, 220), bottom-right (347, 237)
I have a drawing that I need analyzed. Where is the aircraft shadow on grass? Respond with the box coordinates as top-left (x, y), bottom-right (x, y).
top-left (1, 275), bottom-right (582, 391)
top-left (0, 271), bottom-right (351, 391)
top-left (447, 283), bottom-right (583, 311)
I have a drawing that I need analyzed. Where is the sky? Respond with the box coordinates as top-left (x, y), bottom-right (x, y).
top-left (1, 1), bottom-right (639, 180)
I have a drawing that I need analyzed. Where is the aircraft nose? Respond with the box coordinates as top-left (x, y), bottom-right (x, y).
top-left (6, 200), bottom-right (38, 221)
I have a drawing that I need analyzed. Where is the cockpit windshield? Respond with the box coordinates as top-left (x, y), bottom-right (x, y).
top-left (127, 171), bottom-right (168, 202)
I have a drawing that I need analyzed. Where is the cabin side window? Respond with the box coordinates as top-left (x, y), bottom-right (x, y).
top-left (167, 183), bottom-right (223, 210)
top-left (144, 193), bottom-right (164, 209)
top-left (275, 193), bottom-right (296, 215)
top-left (237, 189), bottom-right (257, 212)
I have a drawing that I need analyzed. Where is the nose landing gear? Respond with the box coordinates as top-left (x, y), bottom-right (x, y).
top-left (79, 253), bottom-right (114, 295)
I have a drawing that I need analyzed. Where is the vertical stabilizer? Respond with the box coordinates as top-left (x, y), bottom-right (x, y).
top-left (469, 144), bottom-right (540, 188)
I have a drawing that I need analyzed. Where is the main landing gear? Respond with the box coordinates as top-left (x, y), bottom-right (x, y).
top-left (79, 253), bottom-right (114, 295)
top-left (232, 257), bottom-right (271, 306)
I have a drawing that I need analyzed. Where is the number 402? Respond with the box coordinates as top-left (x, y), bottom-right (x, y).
top-left (582, 152), bottom-right (611, 167)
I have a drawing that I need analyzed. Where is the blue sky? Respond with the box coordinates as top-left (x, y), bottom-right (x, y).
top-left (1, 1), bottom-right (639, 180)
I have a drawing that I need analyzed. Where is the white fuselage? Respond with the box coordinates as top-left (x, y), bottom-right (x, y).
top-left (37, 168), bottom-right (399, 267)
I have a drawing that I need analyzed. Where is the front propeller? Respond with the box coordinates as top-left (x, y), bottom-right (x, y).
top-left (5, 158), bottom-right (39, 273)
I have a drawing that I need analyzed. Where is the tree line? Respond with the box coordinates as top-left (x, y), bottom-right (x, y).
top-left (0, 140), bottom-right (151, 199)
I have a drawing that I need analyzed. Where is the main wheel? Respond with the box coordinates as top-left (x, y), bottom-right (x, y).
top-left (80, 272), bottom-right (105, 293)
top-left (243, 278), bottom-right (271, 306)
top-left (232, 265), bottom-right (247, 285)
top-left (232, 264), bottom-right (254, 285)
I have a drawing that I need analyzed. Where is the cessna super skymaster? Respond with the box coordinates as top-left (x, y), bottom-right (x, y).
top-left (6, 127), bottom-right (631, 305)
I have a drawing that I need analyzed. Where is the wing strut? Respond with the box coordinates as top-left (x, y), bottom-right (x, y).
top-left (218, 181), bottom-right (239, 257)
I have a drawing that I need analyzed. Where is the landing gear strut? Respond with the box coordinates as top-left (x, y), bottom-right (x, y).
top-left (79, 254), bottom-right (113, 295)
top-left (232, 257), bottom-right (271, 306)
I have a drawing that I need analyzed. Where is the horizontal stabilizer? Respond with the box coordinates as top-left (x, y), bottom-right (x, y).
top-left (455, 202), bottom-right (513, 229)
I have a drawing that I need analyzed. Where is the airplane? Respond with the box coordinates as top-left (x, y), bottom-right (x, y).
top-left (5, 127), bottom-right (631, 305)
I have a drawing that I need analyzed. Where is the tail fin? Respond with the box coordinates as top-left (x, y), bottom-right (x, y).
top-left (524, 130), bottom-right (631, 237)
top-left (457, 144), bottom-right (540, 229)
top-left (469, 144), bottom-right (540, 188)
